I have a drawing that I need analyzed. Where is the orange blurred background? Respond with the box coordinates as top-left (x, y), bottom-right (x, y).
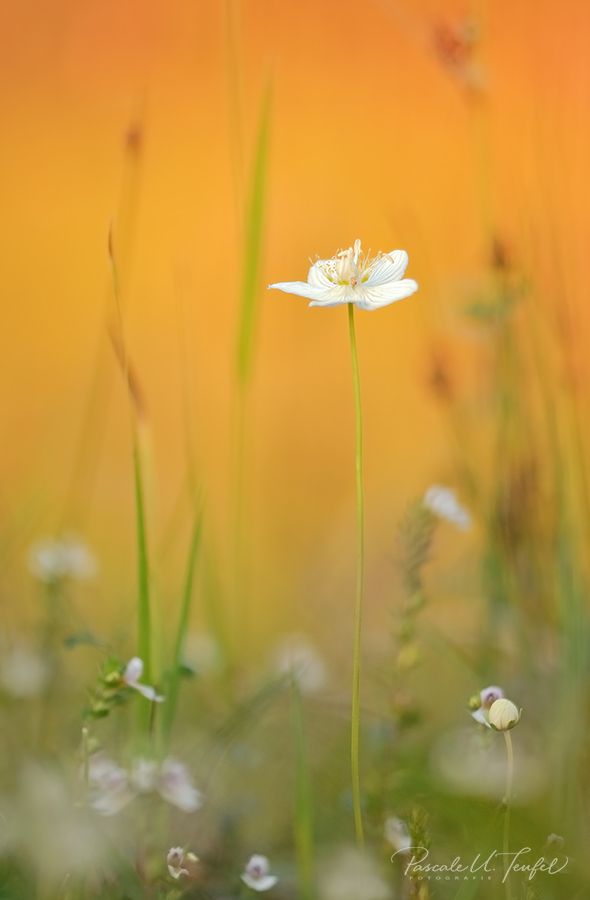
top-left (1, 0), bottom-right (589, 658)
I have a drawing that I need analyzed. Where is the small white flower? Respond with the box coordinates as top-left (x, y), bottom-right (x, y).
top-left (130, 758), bottom-right (159, 793)
top-left (241, 855), bottom-right (278, 892)
top-left (470, 685), bottom-right (504, 727)
top-left (167, 846), bottom-right (189, 879)
top-left (274, 635), bottom-right (326, 694)
top-left (423, 485), bottom-right (471, 531)
top-left (384, 816), bottom-right (411, 853)
top-left (87, 753), bottom-right (134, 817)
top-left (122, 658), bottom-right (164, 703)
top-left (158, 758), bottom-right (202, 812)
top-left (269, 239), bottom-right (418, 311)
top-left (28, 536), bottom-right (97, 583)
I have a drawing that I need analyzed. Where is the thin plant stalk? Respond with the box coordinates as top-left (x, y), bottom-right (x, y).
top-left (61, 100), bottom-right (146, 532)
top-left (231, 76), bottom-right (272, 664)
top-left (109, 232), bottom-right (153, 738)
top-left (162, 504), bottom-right (203, 747)
top-left (348, 303), bottom-right (365, 849)
top-left (502, 730), bottom-right (514, 900)
top-left (290, 679), bottom-right (314, 900)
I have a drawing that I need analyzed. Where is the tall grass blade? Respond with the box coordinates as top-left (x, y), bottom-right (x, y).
top-left (163, 503), bottom-right (203, 744)
top-left (290, 681), bottom-right (315, 900)
top-left (109, 228), bottom-right (153, 738)
top-left (61, 98), bottom-right (146, 531)
top-left (133, 439), bottom-right (152, 687)
top-left (236, 75), bottom-right (272, 385)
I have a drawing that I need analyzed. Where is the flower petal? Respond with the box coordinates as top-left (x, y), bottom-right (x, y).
top-left (268, 280), bottom-right (327, 301)
top-left (308, 262), bottom-right (336, 289)
top-left (309, 288), bottom-right (354, 307)
top-left (132, 682), bottom-right (165, 702)
top-left (241, 875), bottom-right (278, 892)
top-left (354, 278), bottom-right (419, 310)
top-left (123, 657), bottom-right (144, 684)
top-left (365, 250), bottom-right (409, 286)
top-left (471, 708), bottom-right (492, 728)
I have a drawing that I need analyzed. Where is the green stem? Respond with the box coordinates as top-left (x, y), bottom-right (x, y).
top-left (163, 504), bottom-right (203, 746)
top-left (290, 679), bottom-right (314, 900)
top-left (503, 730), bottom-right (514, 900)
top-left (348, 303), bottom-right (364, 849)
top-left (110, 235), bottom-right (152, 738)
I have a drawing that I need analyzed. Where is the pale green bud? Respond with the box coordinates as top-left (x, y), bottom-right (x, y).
top-left (488, 698), bottom-right (520, 731)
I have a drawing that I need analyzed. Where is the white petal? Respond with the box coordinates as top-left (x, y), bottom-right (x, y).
top-left (168, 865), bottom-right (189, 879)
top-left (471, 708), bottom-right (492, 728)
top-left (241, 875), bottom-right (278, 892)
top-left (268, 281), bottom-right (327, 301)
top-left (364, 250), bottom-right (409, 286)
top-left (123, 657), bottom-right (144, 684)
top-left (354, 279), bottom-right (419, 310)
top-left (309, 284), bottom-right (356, 307)
top-left (132, 682), bottom-right (164, 702)
top-left (308, 262), bottom-right (336, 289)
top-left (246, 855), bottom-right (270, 877)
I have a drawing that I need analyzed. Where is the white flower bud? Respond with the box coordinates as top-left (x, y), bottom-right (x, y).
top-left (488, 698), bottom-right (520, 731)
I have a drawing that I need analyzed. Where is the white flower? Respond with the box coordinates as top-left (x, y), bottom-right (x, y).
top-left (470, 685), bottom-right (504, 727)
top-left (87, 753), bottom-right (202, 815)
top-left (87, 753), bottom-right (134, 817)
top-left (268, 239), bottom-right (418, 310)
top-left (167, 847), bottom-right (198, 879)
top-left (122, 658), bottom-right (164, 702)
top-left (28, 536), bottom-right (97, 583)
top-left (384, 816), bottom-right (411, 853)
top-left (167, 847), bottom-right (189, 879)
top-left (274, 635), bottom-right (326, 694)
top-left (158, 758), bottom-right (202, 812)
top-left (130, 758), bottom-right (159, 793)
top-left (241, 855), bottom-right (278, 892)
top-left (423, 485), bottom-right (471, 531)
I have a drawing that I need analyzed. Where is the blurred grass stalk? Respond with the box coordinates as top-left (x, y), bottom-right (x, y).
top-left (231, 71), bottom-right (272, 664)
top-left (162, 504), bottom-right (203, 746)
top-left (108, 232), bottom-right (154, 741)
top-left (290, 680), bottom-right (315, 900)
top-left (61, 99), bottom-right (146, 532)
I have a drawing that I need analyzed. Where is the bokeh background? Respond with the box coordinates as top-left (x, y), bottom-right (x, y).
top-left (1, 0), bottom-right (589, 667)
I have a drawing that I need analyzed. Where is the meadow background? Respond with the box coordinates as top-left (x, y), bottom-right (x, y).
top-left (1, 0), bottom-right (590, 897)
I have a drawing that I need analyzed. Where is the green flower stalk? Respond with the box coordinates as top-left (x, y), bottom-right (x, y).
top-left (269, 238), bottom-right (418, 848)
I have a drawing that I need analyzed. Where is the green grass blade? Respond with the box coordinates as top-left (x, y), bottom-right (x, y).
top-left (236, 74), bottom-right (272, 384)
top-left (163, 503), bottom-right (203, 744)
top-left (290, 681), bottom-right (315, 900)
top-left (133, 439), bottom-right (152, 686)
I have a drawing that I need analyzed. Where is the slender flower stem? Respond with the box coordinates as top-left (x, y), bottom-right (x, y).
top-left (503, 730), bottom-right (514, 900)
top-left (290, 678), bottom-right (314, 900)
top-left (348, 303), bottom-right (365, 849)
